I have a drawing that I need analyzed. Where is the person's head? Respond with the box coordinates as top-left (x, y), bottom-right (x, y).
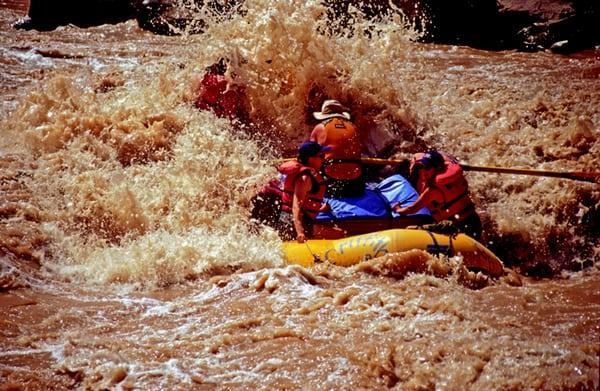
top-left (313, 99), bottom-right (351, 121)
top-left (297, 141), bottom-right (331, 168)
top-left (416, 150), bottom-right (444, 169)
top-left (410, 150), bottom-right (445, 182)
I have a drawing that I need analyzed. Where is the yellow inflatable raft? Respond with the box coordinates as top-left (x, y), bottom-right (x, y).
top-left (283, 228), bottom-right (504, 277)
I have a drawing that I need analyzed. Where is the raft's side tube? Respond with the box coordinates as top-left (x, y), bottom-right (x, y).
top-left (283, 229), bottom-right (504, 277)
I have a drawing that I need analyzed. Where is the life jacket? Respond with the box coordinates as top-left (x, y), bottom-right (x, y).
top-left (411, 152), bottom-right (459, 192)
top-left (414, 153), bottom-right (477, 223)
top-left (318, 118), bottom-right (362, 181)
top-left (195, 72), bottom-right (242, 118)
top-left (278, 160), bottom-right (326, 219)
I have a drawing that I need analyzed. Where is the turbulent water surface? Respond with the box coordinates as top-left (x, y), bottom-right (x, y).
top-left (0, 2), bottom-right (599, 390)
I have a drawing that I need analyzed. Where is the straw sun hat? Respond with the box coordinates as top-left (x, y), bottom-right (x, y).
top-left (312, 99), bottom-right (351, 121)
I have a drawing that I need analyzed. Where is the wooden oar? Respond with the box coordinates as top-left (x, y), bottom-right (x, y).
top-left (460, 164), bottom-right (600, 184)
top-left (358, 157), bottom-right (600, 184)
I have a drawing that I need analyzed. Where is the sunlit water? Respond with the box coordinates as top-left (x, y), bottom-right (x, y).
top-left (0, 2), bottom-right (598, 389)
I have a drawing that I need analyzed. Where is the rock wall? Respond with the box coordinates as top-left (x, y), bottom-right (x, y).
top-left (498, 0), bottom-right (600, 52)
top-left (12, 0), bottom-right (600, 53)
top-left (14, 0), bottom-right (134, 30)
top-left (329, 0), bottom-right (599, 52)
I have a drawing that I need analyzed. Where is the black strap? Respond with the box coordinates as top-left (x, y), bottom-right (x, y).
top-left (443, 189), bottom-right (470, 210)
top-left (304, 242), bottom-right (322, 263)
top-left (425, 230), bottom-right (451, 256)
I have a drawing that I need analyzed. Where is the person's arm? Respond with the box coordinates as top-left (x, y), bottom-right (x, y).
top-left (292, 174), bottom-right (312, 243)
top-left (310, 123), bottom-right (326, 144)
top-left (393, 188), bottom-right (431, 215)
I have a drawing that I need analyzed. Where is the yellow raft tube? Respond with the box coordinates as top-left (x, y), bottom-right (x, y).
top-left (283, 228), bottom-right (504, 277)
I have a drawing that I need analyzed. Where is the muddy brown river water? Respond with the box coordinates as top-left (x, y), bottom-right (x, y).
top-left (0, 2), bottom-right (598, 390)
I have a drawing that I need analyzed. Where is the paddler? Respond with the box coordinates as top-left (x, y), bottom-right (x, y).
top-left (310, 99), bottom-right (365, 198)
top-left (277, 141), bottom-right (332, 243)
top-left (393, 150), bottom-right (483, 240)
top-left (194, 58), bottom-right (248, 121)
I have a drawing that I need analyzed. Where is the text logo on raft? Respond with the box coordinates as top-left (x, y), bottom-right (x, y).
top-left (326, 235), bottom-right (390, 261)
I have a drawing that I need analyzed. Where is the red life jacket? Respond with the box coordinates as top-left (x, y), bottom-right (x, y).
top-left (278, 160), bottom-right (326, 219)
top-left (318, 118), bottom-right (362, 180)
top-left (414, 153), bottom-right (477, 223)
top-left (195, 72), bottom-right (242, 118)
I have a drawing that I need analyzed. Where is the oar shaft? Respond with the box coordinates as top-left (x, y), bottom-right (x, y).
top-left (278, 157), bottom-right (599, 183)
top-left (358, 158), bottom-right (598, 184)
top-left (359, 157), bottom-right (404, 166)
top-left (460, 165), bottom-right (599, 183)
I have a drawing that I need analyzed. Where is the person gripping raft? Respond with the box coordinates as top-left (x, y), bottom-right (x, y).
top-left (276, 141), bottom-right (332, 243)
top-left (393, 150), bottom-right (483, 240)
